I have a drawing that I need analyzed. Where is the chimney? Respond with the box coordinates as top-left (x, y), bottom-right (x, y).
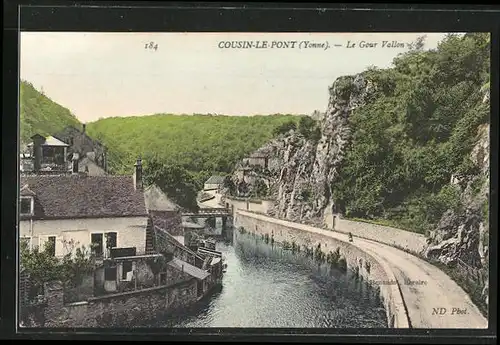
top-left (82, 124), bottom-right (86, 133)
top-left (133, 157), bottom-right (143, 190)
top-left (31, 134), bottom-right (44, 172)
top-left (72, 153), bottom-right (79, 174)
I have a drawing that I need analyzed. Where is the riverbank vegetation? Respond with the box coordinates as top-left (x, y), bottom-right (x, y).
top-left (241, 227), bottom-right (351, 275)
top-left (331, 33), bottom-right (490, 235)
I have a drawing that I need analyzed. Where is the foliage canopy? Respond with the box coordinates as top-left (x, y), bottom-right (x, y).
top-left (331, 33), bottom-right (490, 234)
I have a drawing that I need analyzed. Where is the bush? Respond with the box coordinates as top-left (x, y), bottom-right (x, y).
top-left (273, 120), bottom-right (297, 136)
top-left (298, 117), bottom-right (321, 142)
top-left (20, 239), bottom-right (96, 298)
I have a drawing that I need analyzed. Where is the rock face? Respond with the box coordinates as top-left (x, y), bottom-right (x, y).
top-left (425, 120), bottom-right (490, 306)
top-left (229, 75), bottom-right (376, 224)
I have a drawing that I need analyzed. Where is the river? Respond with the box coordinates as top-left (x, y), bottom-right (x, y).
top-left (155, 229), bottom-right (388, 328)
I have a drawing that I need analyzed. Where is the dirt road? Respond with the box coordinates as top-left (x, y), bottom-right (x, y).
top-left (237, 210), bottom-right (488, 329)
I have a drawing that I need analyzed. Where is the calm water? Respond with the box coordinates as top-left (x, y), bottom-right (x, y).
top-left (156, 230), bottom-right (387, 328)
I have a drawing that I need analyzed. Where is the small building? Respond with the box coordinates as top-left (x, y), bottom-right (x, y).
top-left (203, 175), bottom-right (226, 191)
top-left (167, 257), bottom-right (210, 299)
top-left (93, 252), bottom-right (169, 295)
top-left (23, 132), bottom-right (107, 176)
top-left (26, 134), bottom-right (70, 172)
top-left (144, 184), bottom-right (184, 251)
top-left (53, 124), bottom-right (108, 173)
top-left (242, 154), bottom-right (269, 169)
top-left (19, 158), bottom-right (148, 258)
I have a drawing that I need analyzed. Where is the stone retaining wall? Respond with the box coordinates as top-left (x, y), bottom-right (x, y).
top-left (41, 279), bottom-right (198, 328)
top-left (227, 196), bottom-right (426, 255)
top-left (333, 217), bottom-right (427, 254)
top-left (234, 210), bottom-right (410, 328)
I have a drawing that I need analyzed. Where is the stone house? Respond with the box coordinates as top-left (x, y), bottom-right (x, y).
top-left (203, 175), bottom-right (226, 191)
top-left (19, 158), bottom-right (148, 258)
top-left (52, 124), bottom-right (108, 173)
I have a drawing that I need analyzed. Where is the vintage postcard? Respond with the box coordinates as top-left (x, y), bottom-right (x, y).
top-left (18, 31), bottom-right (490, 330)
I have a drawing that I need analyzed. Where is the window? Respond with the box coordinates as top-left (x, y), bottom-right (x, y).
top-left (45, 236), bottom-right (56, 256)
top-left (19, 197), bottom-right (33, 215)
top-left (106, 232), bottom-right (117, 249)
top-left (91, 233), bottom-right (104, 257)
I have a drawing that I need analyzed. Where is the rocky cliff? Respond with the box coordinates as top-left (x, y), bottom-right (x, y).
top-left (226, 33), bottom-right (490, 312)
top-left (425, 118), bottom-right (490, 306)
top-left (228, 74), bottom-right (376, 224)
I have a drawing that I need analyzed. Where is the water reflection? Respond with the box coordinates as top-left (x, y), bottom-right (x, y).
top-left (157, 231), bottom-right (387, 328)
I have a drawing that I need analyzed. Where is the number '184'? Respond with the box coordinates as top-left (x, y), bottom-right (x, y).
top-left (145, 42), bottom-right (158, 51)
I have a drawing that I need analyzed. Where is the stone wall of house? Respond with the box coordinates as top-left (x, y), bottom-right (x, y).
top-left (37, 278), bottom-right (198, 328)
top-left (63, 273), bottom-right (94, 303)
top-left (225, 196), bottom-right (275, 215)
top-left (20, 216), bottom-right (148, 257)
top-left (154, 227), bottom-right (202, 267)
top-left (150, 210), bottom-right (183, 236)
top-left (234, 210), bottom-right (409, 328)
top-left (53, 126), bottom-right (107, 170)
top-left (165, 263), bottom-right (194, 286)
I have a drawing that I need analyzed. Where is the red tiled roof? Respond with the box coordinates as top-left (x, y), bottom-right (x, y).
top-left (20, 175), bottom-right (147, 220)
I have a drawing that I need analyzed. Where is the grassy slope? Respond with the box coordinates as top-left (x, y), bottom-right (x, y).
top-left (20, 81), bottom-right (81, 144)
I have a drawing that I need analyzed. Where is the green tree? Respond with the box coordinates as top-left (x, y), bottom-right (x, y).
top-left (298, 116), bottom-right (321, 142)
top-left (20, 239), bottom-right (96, 299)
top-left (273, 120), bottom-right (297, 136)
top-left (143, 154), bottom-right (200, 212)
top-left (331, 33), bottom-right (490, 233)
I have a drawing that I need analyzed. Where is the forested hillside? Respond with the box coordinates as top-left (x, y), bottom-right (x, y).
top-left (331, 33), bottom-right (490, 234)
top-left (20, 81), bottom-right (81, 144)
top-left (85, 114), bottom-right (302, 185)
top-left (227, 33), bottom-right (490, 311)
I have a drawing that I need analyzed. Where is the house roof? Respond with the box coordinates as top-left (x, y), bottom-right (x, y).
top-left (168, 257), bottom-right (210, 280)
top-left (78, 157), bottom-right (106, 176)
top-left (182, 220), bottom-right (205, 229)
top-left (54, 125), bottom-right (105, 148)
top-left (143, 184), bottom-right (180, 211)
top-left (205, 175), bottom-right (225, 185)
top-left (19, 175), bottom-right (147, 220)
top-left (27, 136), bottom-right (69, 147)
top-left (20, 185), bottom-right (36, 197)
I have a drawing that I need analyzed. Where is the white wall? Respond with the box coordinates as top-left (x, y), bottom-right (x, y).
top-left (332, 217), bottom-right (427, 255)
top-left (203, 183), bottom-right (220, 191)
top-left (226, 197), bottom-right (274, 214)
top-left (20, 216), bottom-right (148, 257)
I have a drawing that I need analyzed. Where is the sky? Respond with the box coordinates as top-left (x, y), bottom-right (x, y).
top-left (20, 32), bottom-right (449, 123)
